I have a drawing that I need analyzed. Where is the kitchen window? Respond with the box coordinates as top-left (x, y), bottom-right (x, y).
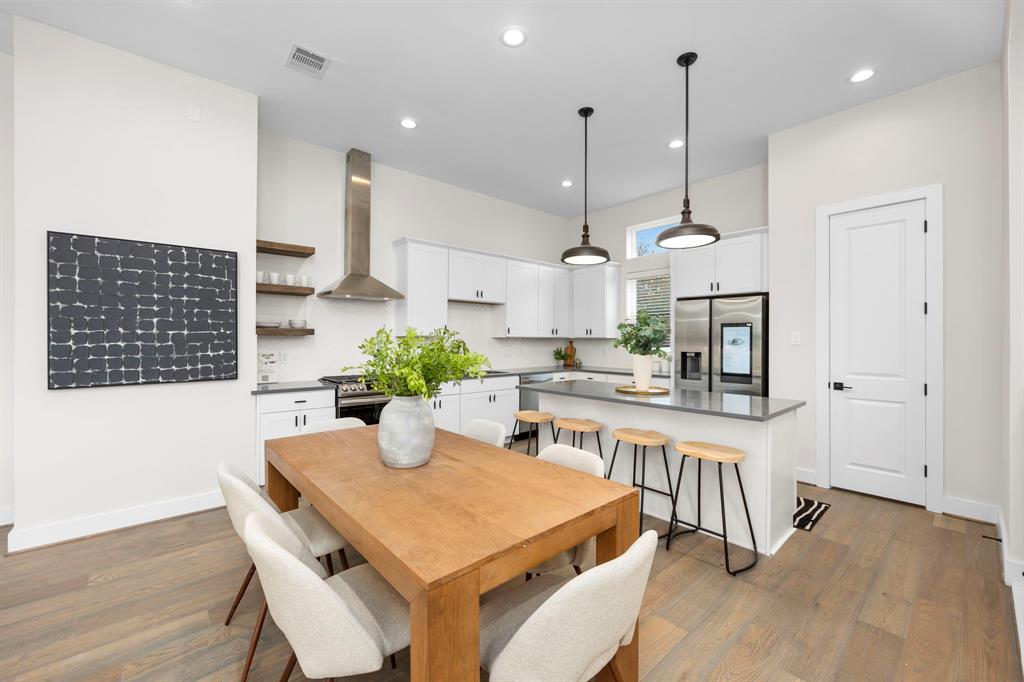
top-left (626, 217), bottom-right (678, 259)
top-left (625, 269), bottom-right (672, 333)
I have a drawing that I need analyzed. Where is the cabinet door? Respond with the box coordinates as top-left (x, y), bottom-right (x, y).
top-left (552, 267), bottom-right (573, 337)
top-left (714, 233), bottom-right (763, 294)
top-left (476, 254), bottom-right (508, 303)
top-left (256, 410), bottom-right (301, 485)
top-left (572, 268), bottom-right (595, 337)
top-left (537, 265), bottom-right (556, 337)
top-left (490, 389), bottom-right (519, 442)
top-left (398, 243), bottom-right (448, 333)
top-left (431, 395), bottom-right (461, 432)
top-left (459, 391), bottom-right (492, 431)
top-left (505, 260), bottom-right (539, 337)
top-left (671, 247), bottom-right (716, 298)
top-left (300, 407), bottom-right (336, 431)
top-left (448, 250), bottom-right (480, 302)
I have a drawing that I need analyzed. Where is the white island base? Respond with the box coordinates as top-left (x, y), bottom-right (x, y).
top-left (530, 387), bottom-right (802, 556)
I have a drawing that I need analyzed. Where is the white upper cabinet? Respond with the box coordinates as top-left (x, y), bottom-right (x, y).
top-left (448, 249), bottom-right (507, 303)
top-left (671, 230), bottom-right (767, 298)
top-left (572, 263), bottom-right (620, 338)
top-left (395, 241), bottom-right (448, 333)
top-left (536, 265), bottom-right (573, 338)
top-left (502, 260), bottom-right (539, 336)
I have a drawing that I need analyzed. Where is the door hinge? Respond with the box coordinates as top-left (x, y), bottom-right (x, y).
top-left (923, 220), bottom-right (928, 233)
top-left (924, 301), bottom-right (928, 314)
top-left (924, 464), bottom-right (928, 477)
top-left (924, 383), bottom-right (928, 396)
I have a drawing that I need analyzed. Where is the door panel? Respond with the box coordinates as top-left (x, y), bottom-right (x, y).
top-left (490, 389), bottom-right (519, 442)
top-left (448, 250), bottom-right (479, 301)
top-left (505, 261), bottom-right (539, 336)
top-left (302, 407), bottom-right (336, 431)
top-left (432, 395), bottom-right (460, 432)
top-left (477, 254), bottom-right (507, 303)
top-left (552, 267), bottom-right (572, 337)
top-left (715, 233), bottom-right (763, 294)
top-left (537, 265), bottom-right (555, 337)
top-left (829, 199), bottom-right (926, 504)
top-left (671, 247), bottom-right (715, 298)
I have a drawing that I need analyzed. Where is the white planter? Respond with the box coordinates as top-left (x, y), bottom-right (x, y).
top-left (377, 396), bottom-right (435, 468)
top-left (632, 354), bottom-right (654, 391)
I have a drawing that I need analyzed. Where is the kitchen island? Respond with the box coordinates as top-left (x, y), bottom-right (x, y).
top-left (519, 380), bottom-right (805, 556)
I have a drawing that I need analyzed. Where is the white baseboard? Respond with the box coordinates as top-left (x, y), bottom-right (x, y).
top-left (1013, 585), bottom-right (1024, 672)
top-left (997, 507), bottom-right (1024, 588)
top-left (0, 504), bottom-right (12, 526)
top-left (941, 495), bottom-right (998, 525)
top-left (6, 488), bottom-right (225, 552)
top-left (795, 467), bottom-right (818, 486)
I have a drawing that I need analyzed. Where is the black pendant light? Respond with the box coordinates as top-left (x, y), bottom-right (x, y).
top-left (561, 107), bottom-right (610, 265)
top-left (656, 52), bottom-right (720, 250)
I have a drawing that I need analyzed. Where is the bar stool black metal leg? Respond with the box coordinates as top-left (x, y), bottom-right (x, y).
top-left (718, 462), bottom-right (758, 576)
top-left (639, 445), bottom-right (648, 522)
top-left (571, 431), bottom-right (576, 447)
top-left (596, 433), bottom-right (604, 462)
top-left (580, 433), bottom-right (585, 451)
top-left (666, 454), bottom-right (688, 550)
top-left (607, 440), bottom-right (620, 480)
top-left (660, 445), bottom-right (674, 504)
top-left (554, 427), bottom-right (561, 444)
top-left (631, 444), bottom-right (638, 488)
top-left (507, 420), bottom-right (518, 449)
top-left (531, 422), bottom-right (539, 455)
top-left (550, 422), bottom-right (557, 443)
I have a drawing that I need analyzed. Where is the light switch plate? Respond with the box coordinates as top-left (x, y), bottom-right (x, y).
top-left (790, 331), bottom-right (801, 346)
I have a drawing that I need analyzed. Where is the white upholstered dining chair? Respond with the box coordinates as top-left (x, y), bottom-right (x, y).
top-left (243, 513), bottom-right (411, 681)
top-left (300, 416), bottom-right (366, 434)
top-left (530, 444), bottom-right (606, 576)
top-left (217, 463), bottom-right (355, 680)
top-left (462, 418), bottom-right (507, 446)
top-left (479, 529), bottom-right (658, 682)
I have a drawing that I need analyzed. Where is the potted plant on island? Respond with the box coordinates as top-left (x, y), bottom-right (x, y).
top-left (348, 327), bottom-right (489, 468)
top-left (613, 309), bottom-right (669, 392)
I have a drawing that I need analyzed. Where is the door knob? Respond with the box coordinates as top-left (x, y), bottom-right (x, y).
top-left (832, 381), bottom-right (853, 391)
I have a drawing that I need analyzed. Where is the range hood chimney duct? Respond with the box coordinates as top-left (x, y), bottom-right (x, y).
top-left (318, 148), bottom-right (405, 301)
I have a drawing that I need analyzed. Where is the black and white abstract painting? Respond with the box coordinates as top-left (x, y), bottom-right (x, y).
top-left (47, 231), bottom-right (238, 389)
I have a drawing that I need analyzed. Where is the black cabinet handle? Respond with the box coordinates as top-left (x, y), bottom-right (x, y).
top-left (303, 414), bottom-right (307, 426)
top-left (710, 282), bottom-right (714, 291)
top-left (293, 399), bottom-right (307, 404)
top-left (716, 282), bottom-right (720, 291)
top-left (294, 415), bottom-right (298, 427)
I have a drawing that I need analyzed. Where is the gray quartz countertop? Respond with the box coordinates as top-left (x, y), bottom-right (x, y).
top-left (519, 380), bottom-right (805, 422)
top-left (251, 380), bottom-right (333, 396)
top-left (486, 365), bottom-right (671, 379)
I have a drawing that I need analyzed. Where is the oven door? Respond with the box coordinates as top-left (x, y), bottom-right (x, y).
top-left (336, 395), bottom-right (390, 425)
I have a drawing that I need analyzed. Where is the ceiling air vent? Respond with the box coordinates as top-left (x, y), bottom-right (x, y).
top-left (285, 44), bottom-right (330, 79)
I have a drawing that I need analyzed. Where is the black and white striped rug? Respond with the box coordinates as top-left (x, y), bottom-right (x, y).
top-left (793, 497), bottom-right (831, 531)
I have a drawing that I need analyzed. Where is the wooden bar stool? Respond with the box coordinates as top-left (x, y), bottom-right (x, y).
top-left (507, 410), bottom-right (556, 456)
top-left (553, 417), bottom-right (604, 460)
top-left (607, 428), bottom-right (673, 527)
top-left (667, 441), bottom-right (757, 576)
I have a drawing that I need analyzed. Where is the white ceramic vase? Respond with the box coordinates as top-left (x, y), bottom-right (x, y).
top-left (632, 354), bottom-right (654, 391)
top-left (377, 396), bottom-right (435, 468)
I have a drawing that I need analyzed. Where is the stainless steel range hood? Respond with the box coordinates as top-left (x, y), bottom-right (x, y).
top-left (318, 148), bottom-right (405, 301)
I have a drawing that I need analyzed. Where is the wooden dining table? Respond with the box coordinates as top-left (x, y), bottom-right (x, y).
top-left (265, 425), bottom-right (640, 682)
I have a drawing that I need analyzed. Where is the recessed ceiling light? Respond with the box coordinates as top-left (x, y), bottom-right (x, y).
top-left (668, 139), bottom-right (684, 149)
top-left (849, 68), bottom-right (874, 83)
top-left (500, 26), bottom-right (527, 47)
top-left (561, 179), bottom-right (573, 188)
top-left (400, 118), bottom-right (417, 129)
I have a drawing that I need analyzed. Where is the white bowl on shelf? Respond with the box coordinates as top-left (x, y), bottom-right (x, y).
top-left (256, 320), bottom-right (281, 328)
top-left (288, 319), bottom-right (307, 329)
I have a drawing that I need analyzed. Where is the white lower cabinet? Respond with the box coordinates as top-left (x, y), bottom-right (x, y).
top-left (430, 394), bottom-right (460, 432)
top-left (433, 375), bottom-right (520, 442)
top-left (254, 388), bottom-right (335, 485)
top-left (460, 389), bottom-right (518, 441)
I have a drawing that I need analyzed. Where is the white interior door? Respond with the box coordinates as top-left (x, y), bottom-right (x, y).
top-left (829, 199), bottom-right (926, 504)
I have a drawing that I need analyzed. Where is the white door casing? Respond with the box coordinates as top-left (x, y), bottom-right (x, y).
top-left (829, 200), bottom-right (927, 504)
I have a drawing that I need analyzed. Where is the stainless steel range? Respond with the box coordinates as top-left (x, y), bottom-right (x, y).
top-left (319, 374), bottom-right (390, 424)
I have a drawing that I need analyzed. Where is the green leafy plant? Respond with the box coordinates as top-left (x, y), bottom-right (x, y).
top-left (552, 347), bottom-right (569, 363)
top-left (613, 309), bottom-right (669, 358)
top-left (346, 327), bottom-right (490, 399)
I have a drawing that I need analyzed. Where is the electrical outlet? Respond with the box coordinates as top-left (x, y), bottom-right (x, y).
top-left (790, 331), bottom-right (801, 346)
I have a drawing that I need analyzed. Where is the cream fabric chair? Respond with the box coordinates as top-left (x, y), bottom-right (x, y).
top-left (480, 530), bottom-right (658, 682)
top-left (217, 463), bottom-right (355, 680)
top-left (530, 444), bottom-right (605, 575)
top-left (243, 513), bottom-right (411, 681)
top-left (462, 418), bottom-right (507, 446)
top-left (301, 416), bottom-right (366, 434)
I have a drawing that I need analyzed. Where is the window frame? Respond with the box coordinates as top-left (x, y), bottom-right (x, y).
top-left (625, 215), bottom-right (679, 260)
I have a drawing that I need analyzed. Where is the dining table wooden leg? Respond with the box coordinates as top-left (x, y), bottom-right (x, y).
top-left (266, 459), bottom-right (299, 512)
top-left (594, 493), bottom-right (640, 682)
top-left (410, 569), bottom-right (480, 682)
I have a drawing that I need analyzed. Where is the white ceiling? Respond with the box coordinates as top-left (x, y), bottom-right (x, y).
top-left (7, 1), bottom-right (1005, 217)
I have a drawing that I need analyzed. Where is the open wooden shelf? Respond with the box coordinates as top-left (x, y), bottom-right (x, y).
top-left (256, 283), bottom-right (315, 297)
top-left (256, 327), bottom-right (315, 337)
top-left (256, 240), bottom-right (315, 258)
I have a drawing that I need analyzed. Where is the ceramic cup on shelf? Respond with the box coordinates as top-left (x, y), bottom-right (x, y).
top-left (285, 274), bottom-right (296, 286)
top-left (256, 271), bottom-right (265, 284)
top-left (269, 272), bottom-right (281, 285)
top-left (288, 319), bottom-right (306, 329)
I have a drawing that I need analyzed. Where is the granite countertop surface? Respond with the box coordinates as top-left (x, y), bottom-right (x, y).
top-left (486, 365), bottom-right (671, 379)
top-left (251, 380), bottom-right (332, 395)
top-left (518, 379), bottom-right (805, 422)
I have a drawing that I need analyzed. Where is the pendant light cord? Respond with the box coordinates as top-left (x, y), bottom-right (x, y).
top-left (684, 61), bottom-right (689, 203)
top-left (583, 113), bottom-right (589, 231)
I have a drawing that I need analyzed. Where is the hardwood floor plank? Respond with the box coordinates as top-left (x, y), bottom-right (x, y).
top-left (898, 599), bottom-right (961, 681)
top-left (834, 621), bottom-right (906, 682)
top-left (638, 614), bottom-right (687, 679)
top-left (960, 573), bottom-right (1024, 682)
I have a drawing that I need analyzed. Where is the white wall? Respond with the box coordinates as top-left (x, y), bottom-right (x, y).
top-left (255, 129), bottom-right (573, 380)
top-left (9, 18), bottom-right (257, 550)
top-left (0, 13), bottom-right (14, 525)
top-left (768, 63), bottom-right (1005, 516)
top-left (564, 164), bottom-right (768, 366)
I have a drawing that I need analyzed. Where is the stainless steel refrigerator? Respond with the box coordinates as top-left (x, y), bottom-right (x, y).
top-left (674, 293), bottom-right (768, 396)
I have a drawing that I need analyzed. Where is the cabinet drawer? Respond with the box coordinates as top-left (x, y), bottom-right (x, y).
top-left (258, 389), bottom-right (334, 414)
top-left (576, 373), bottom-right (607, 382)
top-left (460, 374), bottom-right (520, 394)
